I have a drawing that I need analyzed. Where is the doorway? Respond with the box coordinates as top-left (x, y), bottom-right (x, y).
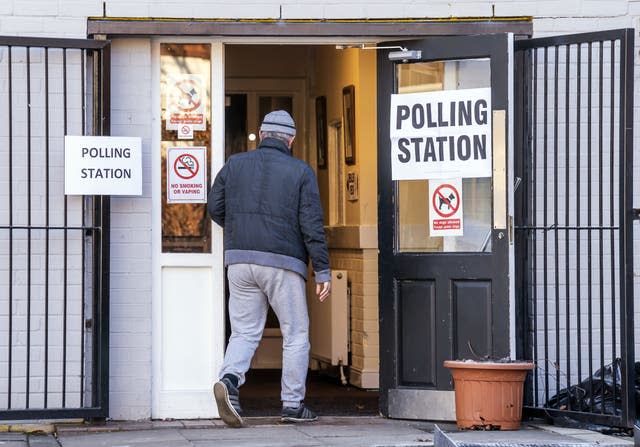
top-left (222, 43), bottom-right (380, 416)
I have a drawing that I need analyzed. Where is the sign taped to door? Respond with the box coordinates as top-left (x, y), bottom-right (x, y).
top-left (429, 178), bottom-right (463, 236)
top-left (166, 74), bottom-right (206, 131)
top-left (389, 88), bottom-right (492, 180)
top-left (167, 147), bottom-right (207, 203)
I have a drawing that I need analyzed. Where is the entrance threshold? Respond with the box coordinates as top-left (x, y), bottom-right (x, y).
top-left (240, 369), bottom-right (379, 417)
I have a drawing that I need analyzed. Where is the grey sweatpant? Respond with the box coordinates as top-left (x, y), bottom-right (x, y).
top-left (219, 263), bottom-right (310, 407)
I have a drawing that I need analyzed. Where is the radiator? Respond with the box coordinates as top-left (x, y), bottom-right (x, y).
top-left (309, 270), bottom-right (349, 369)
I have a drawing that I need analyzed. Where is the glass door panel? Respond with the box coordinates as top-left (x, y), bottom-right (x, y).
top-left (160, 43), bottom-right (212, 253)
top-left (396, 58), bottom-right (492, 253)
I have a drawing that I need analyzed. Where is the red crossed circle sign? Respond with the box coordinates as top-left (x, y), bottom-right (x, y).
top-left (173, 79), bottom-right (201, 112)
top-left (432, 183), bottom-right (460, 218)
top-left (174, 153), bottom-right (199, 180)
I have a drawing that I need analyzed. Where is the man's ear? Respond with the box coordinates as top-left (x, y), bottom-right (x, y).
top-left (287, 136), bottom-right (296, 148)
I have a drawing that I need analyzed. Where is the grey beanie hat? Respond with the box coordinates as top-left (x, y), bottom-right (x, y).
top-left (259, 110), bottom-right (296, 137)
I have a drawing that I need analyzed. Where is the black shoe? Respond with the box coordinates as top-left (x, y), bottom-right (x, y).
top-left (214, 377), bottom-right (243, 428)
top-left (281, 404), bottom-right (318, 423)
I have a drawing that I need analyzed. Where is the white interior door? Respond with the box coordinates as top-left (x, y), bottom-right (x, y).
top-left (151, 40), bottom-right (225, 419)
top-left (225, 77), bottom-right (306, 369)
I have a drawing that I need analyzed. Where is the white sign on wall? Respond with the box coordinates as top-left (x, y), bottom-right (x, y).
top-left (64, 136), bottom-right (142, 196)
top-left (167, 147), bottom-right (207, 203)
top-left (429, 178), bottom-right (464, 237)
top-left (389, 88), bottom-right (492, 180)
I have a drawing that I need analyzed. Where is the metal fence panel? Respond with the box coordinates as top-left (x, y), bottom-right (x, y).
top-left (0, 36), bottom-right (110, 420)
top-left (515, 29), bottom-right (635, 428)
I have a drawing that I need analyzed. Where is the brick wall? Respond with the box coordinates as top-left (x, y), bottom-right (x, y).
top-left (107, 39), bottom-right (153, 420)
top-left (329, 248), bottom-right (379, 389)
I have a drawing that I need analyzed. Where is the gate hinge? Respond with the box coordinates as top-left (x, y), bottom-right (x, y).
top-left (633, 209), bottom-right (640, 221)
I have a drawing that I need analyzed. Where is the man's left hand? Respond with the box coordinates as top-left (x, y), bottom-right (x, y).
top-left (316, 281), bottom-right (331, 302)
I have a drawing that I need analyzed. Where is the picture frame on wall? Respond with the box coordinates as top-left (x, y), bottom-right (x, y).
top-left (315, 96), bottom-right (327, 169)
top-left (342, 85), bottom-right (356, 165)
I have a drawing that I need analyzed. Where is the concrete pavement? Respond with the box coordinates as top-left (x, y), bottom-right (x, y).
top-left (0, 417), bottom-right (635, 447)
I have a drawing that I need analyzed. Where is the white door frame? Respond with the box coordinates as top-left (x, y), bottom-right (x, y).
top-left (151, 38), bottom-right (225, 419)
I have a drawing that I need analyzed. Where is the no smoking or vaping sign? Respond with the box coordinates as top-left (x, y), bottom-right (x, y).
top-left (167, 147), bottom-right (207, 203)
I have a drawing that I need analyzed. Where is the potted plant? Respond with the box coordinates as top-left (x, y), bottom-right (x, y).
top-left (444, 358), bottom-right (535, 430)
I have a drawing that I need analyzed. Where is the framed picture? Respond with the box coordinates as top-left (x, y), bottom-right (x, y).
top-left (342, 85), bottom-right (356, 165)
top-left (315, 96), bottom-right (327, 169)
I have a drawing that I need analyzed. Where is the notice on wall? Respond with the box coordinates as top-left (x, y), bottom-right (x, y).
top-left (389, 88), bottom-right (492, 180)
top-left (64, 135), bottom-right (142, 196)
top-left (166, 74), bottom-right (206, 131)
top-left (429, 178), bottom-right (463, 237)
top-left (167, 147), bottom-right (207, 203)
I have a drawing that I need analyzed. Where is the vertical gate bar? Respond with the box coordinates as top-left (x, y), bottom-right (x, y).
top-left (532, 48), bottom-right (539, 406)
top-left (7, 45), bottom-right (13, 410)
top-left (620, 28), bottom-right (635, 428)
top-left (564, 43), bottom-right (571, 407)
top-left (609, 38), bottom-right (617, 414)
top-left (91, 49), bottom-right (99, 408)
top-left (100, 43), bottom-right (111, 416)
top-left (553, 45), bottom-right (560, 402)
top-left (80, 49), bottom-right (86, 407)
top-left (597, 40), bottom-right (605, 414)
top-left (26, 45), bottom-right (32, 409)
top-left (543, 46), bottom-right (550, 405)
top-left (587, 42), bottom-right (594, 412)
top-left (62, 47), bottom-right (68, 408)
top-left (575, 43), bottom-right (582, 388)
top-left (44, 46), bottom-right (50, 408)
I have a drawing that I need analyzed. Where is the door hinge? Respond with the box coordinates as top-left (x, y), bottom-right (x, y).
top-left (509, 215), bottom-right (514, 244)
top-left (632, 209), bottom-right (640, 221)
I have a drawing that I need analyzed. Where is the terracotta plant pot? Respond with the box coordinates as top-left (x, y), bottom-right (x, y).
top-left (444, 360), bottom-right (535, 430)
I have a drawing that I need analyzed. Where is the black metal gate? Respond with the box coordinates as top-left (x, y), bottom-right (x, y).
top-left (515, 29), bottom-right (635, 428)
top-left (0, 36), bottom-right (110, 419)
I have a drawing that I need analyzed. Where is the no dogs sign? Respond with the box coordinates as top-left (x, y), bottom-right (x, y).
top-left (429, 178), bottom-right (463, 237)
top-left (167, 147), bottom-right (207, 203)
top-left (166, 74), bottom-right (206, 131)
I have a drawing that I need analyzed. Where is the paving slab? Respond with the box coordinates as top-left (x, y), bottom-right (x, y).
top-left (314, 433), bottom-right (434, 446)
top-left (434, 424), bottom-right (633, 447)
top-left (190, 440), bottom-right (323, 447)
top-left (0, 433), bottom-right (27, 441)
top-left (178, 425), bottom-right (314, 442)
top-left (57, 429), bottom-right (187, 447)
top-left (25, 435), bottom-right (60, 447)
top-left (294, 422), bottom-right (429, 438)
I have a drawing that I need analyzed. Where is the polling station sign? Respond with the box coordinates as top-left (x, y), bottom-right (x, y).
top-left (390, 88), bottom-right (492, 180)
top-left (65, 136), bottom-right (142, 195)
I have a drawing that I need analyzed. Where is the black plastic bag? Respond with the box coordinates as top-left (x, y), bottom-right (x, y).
top-left (544, 358), bottom-right (640, 432)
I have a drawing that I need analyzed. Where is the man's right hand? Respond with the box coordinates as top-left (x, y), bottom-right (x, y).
top-left (316, 281), bottom-right (331, 302)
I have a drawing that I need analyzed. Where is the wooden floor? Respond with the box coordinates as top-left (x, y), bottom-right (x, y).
top-left (239, 369), bottom-right (380, 417)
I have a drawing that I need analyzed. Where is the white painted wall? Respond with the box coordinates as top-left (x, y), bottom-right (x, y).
top-left (0, 0), bottom-right (638, 420)
top-left (108, 38), bottom-right (153, 420)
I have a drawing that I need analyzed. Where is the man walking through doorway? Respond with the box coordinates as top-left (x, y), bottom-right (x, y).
top-left (208, 110), bottom-right (331, 428)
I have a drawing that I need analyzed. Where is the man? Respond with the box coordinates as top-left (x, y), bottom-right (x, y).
top-left (208, 110), bottom-right (331, 428)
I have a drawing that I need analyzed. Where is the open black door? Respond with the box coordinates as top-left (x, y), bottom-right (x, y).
top-left (377, 34), bottom-right (513, 420)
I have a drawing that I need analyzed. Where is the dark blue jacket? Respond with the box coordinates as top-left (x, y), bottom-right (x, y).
top-left (207, 137), bottom-right (330, 283)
